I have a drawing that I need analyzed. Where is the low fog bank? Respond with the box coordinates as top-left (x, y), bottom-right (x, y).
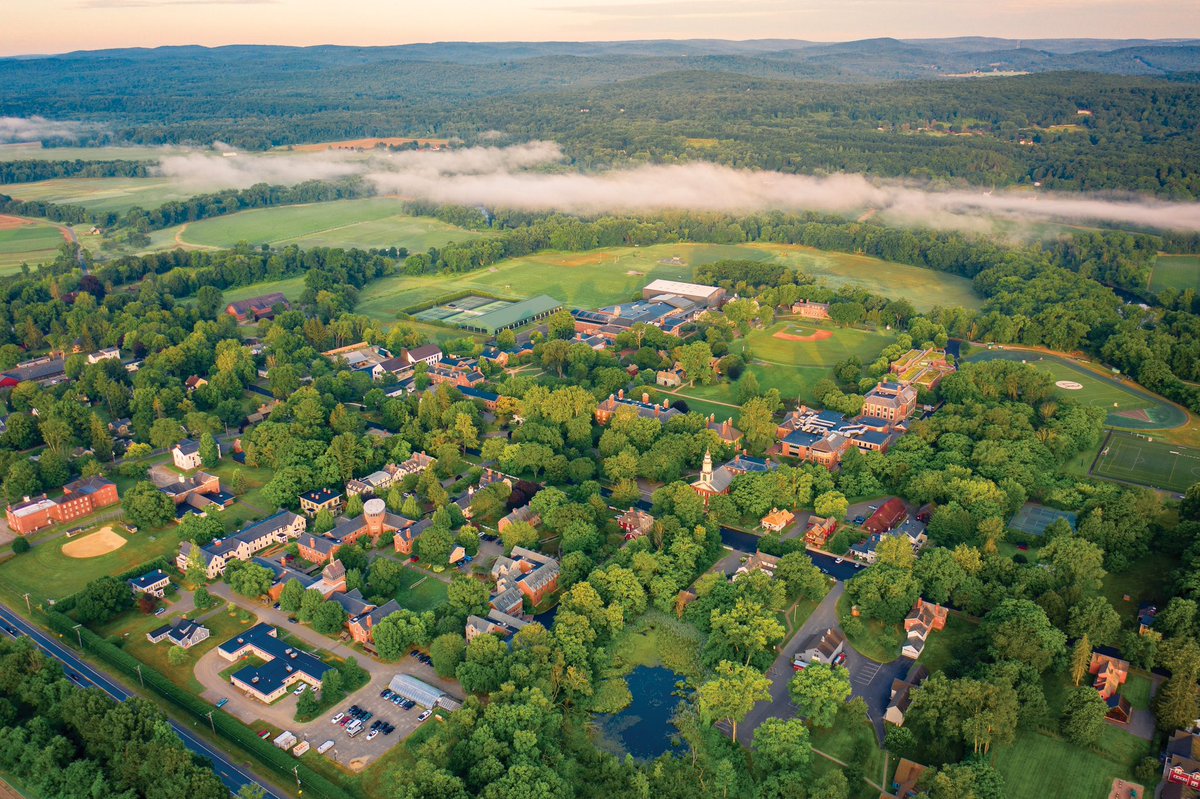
top-left (149, 141), bottom-right (1200, 233)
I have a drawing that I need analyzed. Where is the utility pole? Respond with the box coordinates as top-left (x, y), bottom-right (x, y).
top-left (293, 765), bottom-right (302, 795)
top-left (72, 624), bottom-right (82, 648)
top-left (206, 711), bottom-right (215, 734)
top-left (136, 663), bottom-right (144, 688)
top-left (22, 593), bottom-right (31, 613)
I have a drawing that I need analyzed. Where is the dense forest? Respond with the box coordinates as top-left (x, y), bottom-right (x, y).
top-left (1, 43), bottom-right (1198, 197)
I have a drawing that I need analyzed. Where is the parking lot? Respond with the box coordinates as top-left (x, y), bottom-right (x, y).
top-left (300, 673), bottom-right (434, 769)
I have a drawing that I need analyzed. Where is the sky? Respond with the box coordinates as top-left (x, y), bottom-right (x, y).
top-left (2, 0), bottom-right (1198, 57)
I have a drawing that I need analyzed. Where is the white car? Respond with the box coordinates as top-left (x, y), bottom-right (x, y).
top-left (331, 712), bottom-right (344, 724)
top-left (417, 710), bottom-right (432, 722)
top-left (365, 729), bottom-right (379, 741)
top-left (294, 684), bottom-right (307, 696)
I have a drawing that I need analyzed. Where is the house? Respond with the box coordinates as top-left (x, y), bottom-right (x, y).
top-left (298, 488), bottom-right (343, 517)
top-left (466, 608), bottom-right (529, 642)
top-left (401, 344), bottom-right (444, 367)
top-left (1138, 605), bottom-right (1158, 636)
top-left (5, 476), bottom-right (120, 535)
top-left (172, 439), bottom-right (207, 471)
top-left (87, 347), bottom-right (121, 364)
top-left (129, 569), bottom-right (170, 598)
top-left (457, 385), bottom-right (500, 411)
top-left (805, 515), bottom-right (838, 549)
top-left (884, 662), bottom-right (930, 727)
top-left (889, 759), bottom-right (929, 799)
top-left (226, 293), bottom-right (289, 323)
top-left (595, 390), bottom-right (682, 426)
top-left (108, 418), bottom-right (133, 438)
top-left (618, 508), bottom-right (655, 542)
top-left (733, 551), bottom-right (780, 581)
top-left (861, 383), bottom-right (918, 423)
top-left (184, 375), bottom-right (208, 392)
top-left (498, 504), bottom-right (540, 533)
top-left (864, 498), bottom-right (908, 534)
top-left (724, 454), bottom-right (778, 477)
top-left (761, 508), bottom-right (795, 533)
top-left (1089, 650), bottom-right (1132, 723)
top-left (347, 599), bottom-right (401, 645)
top-left (791, 300), bottom-right (830, 319)
top-left (166, 619), bottom-right (210, 649)
top-left (656, 369), bottom-right (684, 388)
top-left (150, 467), bottom-right (226, 513)
top-left (707, 415), bottom-right (743, 446)
top-left (176, 510), bottom-right (306, 580)
top-left (691, 448), bottom-right (733, 505)
top-left (795, 627), bottom-right (846, 668)
top-left (394, 518), bottom-right (431, 556)
top-left (1163, 729), bottom-right (1200, 798)
top-left (491, 546), bottom-right (560, 610)
top-left (902, 599), bottom-right (948, 659)
top-left (218, 623), bottom-right (331, 703)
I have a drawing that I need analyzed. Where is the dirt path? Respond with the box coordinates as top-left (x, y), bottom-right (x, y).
top-left (0, 777), bottom-right (24, 799)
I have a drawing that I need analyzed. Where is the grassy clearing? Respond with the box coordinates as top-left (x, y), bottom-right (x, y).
top-left (118, 609), bottom-right (255, 693)
top-left (222, 275), bottom-right (309, 305)
top-left (176, 198), bottom-right (486, 251)
top-left (1150, 254), bottom-right (1200, 294)
top-left (915, 614), bottom-right (979, 676)
top-left (0, 145), bottom-right (193, 161)
top-left (1101, 551), bottom-right (1178, 624)
top-left (809, 703), bottom-right (886, 784)
top-left (3, 177), bottom-right (197, 214)
top-left (970, 349), bottom-right (1187, 431)
top-left (0, 217), bottom-right (66, 273)
top-left (394, 567), bottom-right (449, 614)
top-left (994, 723), bottom-right (1151, 799)
top-left (1094, 433), bottom-right (1200, 493)
top-left (836, 593), bottom-right (902, 663)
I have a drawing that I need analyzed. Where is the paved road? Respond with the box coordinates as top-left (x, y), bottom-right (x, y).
top-left (0, 602), bottom-right (279, 799)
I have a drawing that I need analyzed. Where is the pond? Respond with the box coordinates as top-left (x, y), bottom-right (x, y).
top-left (594, 666), bottom-right (685, 760)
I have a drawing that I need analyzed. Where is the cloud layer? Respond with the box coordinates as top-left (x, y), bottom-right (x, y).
top-left (152, 141), bottom-right (1200, 232)
top-left (0, 116), bottom-right (92, 144)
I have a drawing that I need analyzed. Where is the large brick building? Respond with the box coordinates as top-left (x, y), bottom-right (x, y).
top-left (5, 476), bottom-right (120, 535)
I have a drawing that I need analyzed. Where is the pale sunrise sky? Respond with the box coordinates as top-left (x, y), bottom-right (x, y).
top-left (2, 0), bottom-right (1198, 57)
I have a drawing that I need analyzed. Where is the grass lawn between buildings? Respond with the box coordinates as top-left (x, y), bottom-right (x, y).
top-left (836, 592), bottom-right (902, 663)
top-left (994, 723), bottom-right (1152, 799)
top-left (393, 566), bottom-right (449, 613)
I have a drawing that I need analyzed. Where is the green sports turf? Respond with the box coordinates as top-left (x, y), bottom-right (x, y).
top-left (734, 321), bottom-right (895, 368)
top-left (1008, 503), bottom-right (1077, 536)
top-left (174, 198), bottom-right (485, 251)
top-left (0, 218), bottom-right (67, 273)
top-left (1093, 432), bottom-right (1200, 493)
top-left (1150, 254), bottom-right (1200, 294)
top-left (970, 350), bottom-right (1187, 430)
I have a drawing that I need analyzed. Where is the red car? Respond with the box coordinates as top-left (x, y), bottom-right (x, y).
top-left (833, 652), bottom-right (848, 667)
top-left (409, 556), bottom-right (420, 563)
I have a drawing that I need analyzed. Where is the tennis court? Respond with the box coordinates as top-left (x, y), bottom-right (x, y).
top-left (1093, 432), bottom-right (1200, 494)
top-left (414, 295), bottom-right (513, 323)
top-left (1008, 503), bottom-right (1077, 536)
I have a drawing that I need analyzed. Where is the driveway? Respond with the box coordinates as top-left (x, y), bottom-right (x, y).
top-left (737, 582), bottom-right (909, 744)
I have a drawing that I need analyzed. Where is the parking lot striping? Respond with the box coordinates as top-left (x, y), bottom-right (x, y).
top-left (853, 663), bottom-right (882, 685)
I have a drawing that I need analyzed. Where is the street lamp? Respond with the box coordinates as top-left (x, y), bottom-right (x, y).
top-left (71, 624), bottom-right (82, 648)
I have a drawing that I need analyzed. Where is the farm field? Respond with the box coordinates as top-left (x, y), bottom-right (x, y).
top-left (174, 198), bottom-right (487, 251)
top-left (1150, 254), bottom-right (1200, 293)
top-left (969, 349), bottom-right (1187, 430)
top-left (1093, 432), bottom-right (1200, 494)
top-left (0, 144), bottom-right (194, 161)
top-left (3, 176), bottom-right (197, 214)
top-left (0, 215), bottom-right (67, 273)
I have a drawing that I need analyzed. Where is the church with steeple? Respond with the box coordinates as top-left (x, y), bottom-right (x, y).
top-left (690, 448), bottom-right (734, 505)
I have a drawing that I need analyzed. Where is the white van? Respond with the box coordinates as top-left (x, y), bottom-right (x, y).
top-left (346, 720), bottom-right (364, 738)
top-left (317, 740), bottom-right (335, 755)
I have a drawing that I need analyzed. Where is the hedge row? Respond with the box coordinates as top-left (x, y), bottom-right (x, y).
top-left (45, 609), bottom-right (354, 799)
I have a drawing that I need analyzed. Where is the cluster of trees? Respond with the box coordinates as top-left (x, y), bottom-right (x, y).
top-left (0, 637), bottom-right (231, 799)
top-left (0, 158), bottom-right (153, 184)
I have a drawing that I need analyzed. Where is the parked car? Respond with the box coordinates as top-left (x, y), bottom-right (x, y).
top-left (402, 700), bottom-right (415, 710)
top-left (834, 557), bottom-right (844, 564)
top-left (417, 710), bottom-right (432, 722)
top-left (331, 712), bottom-right (344, 724)
top-left (287, 617), bottom-right (298, 624)
top-left (391, 695), bottom-right (402, 705)
top-left (339, 716), bottom-right (351, 726)
top-left (366, 729), bottom-right (379, 741)
top-left (833, 652), bottom-right (848, 666)
top-left (216, 697), bottom-right (229, 708)
top-left (154, 607), bottom-right (166, 616)
top-left (272, 603), bottom-right (281, 610)
top-left (294, 684), bottom-right (307, 696)
top-left (380, 689), bottom-right (391, 699)
top-left (258, 730), bottom-right (271, 739)
top-left (852, 516), bottom-right (866, 525)
top-left (361, 711), bottom-right (372, 722)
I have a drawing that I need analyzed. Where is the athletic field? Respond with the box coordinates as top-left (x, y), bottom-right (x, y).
top-left (1093, 432), bottom-right (1200, 493)
top-left (1150, 254), bottom-right (1200, 294)
top-left (735, 321), bottom-right (895, 368)
top-left (1008, 503), bottom-right (1076, 536)
top-left (970, 350), bottom-right (1187, 430)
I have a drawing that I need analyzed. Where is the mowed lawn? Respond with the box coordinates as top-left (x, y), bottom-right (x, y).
top-left (177, 198), bottom-right (487, 251)
top-left (394, 566), bottom-right (449, 613)
top-left (1150, 254), bottom-right (1200, 293)
top-left (734, 321), bottom-right (895, 368)
top-left (0, 523), bottom-right (186, 607)
top-left (1094, 433), bottom-right (1200, 493)
top-left (3, 177), bottom-right (198, 214)
top-left (993, 728), bottom-right (1151, 799)
top-left (970, 350), bottom-right (1187, 430)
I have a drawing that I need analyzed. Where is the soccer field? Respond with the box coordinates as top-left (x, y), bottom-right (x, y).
top-left (1093, 432), bottom-right (1200, 493)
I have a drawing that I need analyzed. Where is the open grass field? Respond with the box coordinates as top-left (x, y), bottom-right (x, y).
top-left (174, 198), bottom-right (487, 251)
top-left (1093, 432), bottom-right (1200, 494)
top-left (969, 349), bottom-right (1188, 430)
top-left (0, 144), bottom-right (193, 161)
top-left (1102, 551), bottom-right (1177, 625)
top-left (1150, 254), bottom-right (1200, 294)
top-left (115, 607), bottom-right (253, 693)
top-left (737, 320), bottom-right (895, 368)
top-left (222, 275), bottom-right (309, 305)
top-left (993, 727), bottom-right (1150, 799)
top-left (0, 215), bottom-right (67, 273)
top-left (3, 177), bottom-right (197, 214)
top-left (394, 566), bottom-right (449, 613)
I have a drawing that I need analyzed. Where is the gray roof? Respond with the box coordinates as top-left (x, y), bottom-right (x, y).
top-left (388, 673), bottom-right (447, 709)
